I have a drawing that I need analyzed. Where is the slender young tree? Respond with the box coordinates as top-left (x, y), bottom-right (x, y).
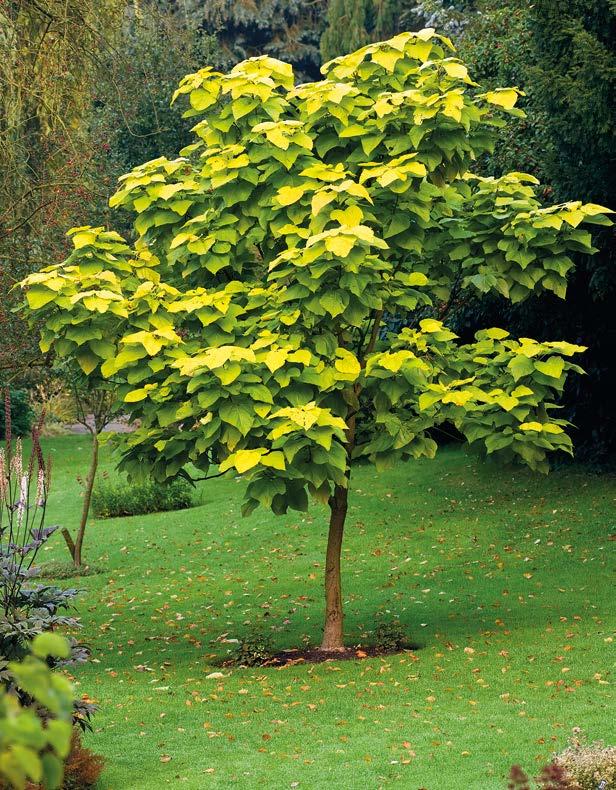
top-left (61, 366), bottom-right (115, 567)
top-left (21, 32), bottom-right (611, 651)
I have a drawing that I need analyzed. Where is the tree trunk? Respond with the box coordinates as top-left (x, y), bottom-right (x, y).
top-left (319, 484), bottom-right (348, 652)
top-left (317, 314), bottom-right (381, 652)
top-left (61, 528), bottom-right (76, 559)
top-left (72, 431), bottom-right (98, 567)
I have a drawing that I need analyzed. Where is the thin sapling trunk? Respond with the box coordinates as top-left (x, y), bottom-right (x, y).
top-left (75, 431), bottom-right (98, 566)
top-left (62, 383), bottom-right (112, 567)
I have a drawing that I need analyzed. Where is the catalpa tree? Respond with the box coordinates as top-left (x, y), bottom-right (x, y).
top-left (21, 31), bottom-right (611, 651)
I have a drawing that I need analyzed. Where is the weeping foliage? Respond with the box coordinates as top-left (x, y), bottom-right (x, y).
top-left (0, 0), bottom-right (124, 381)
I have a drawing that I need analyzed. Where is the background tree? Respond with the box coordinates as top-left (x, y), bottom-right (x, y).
top-left (320, 0), bottom-right (472, 61)
top-left (452, 0), bottom-right (616, 459)
top-left (0, 0), bottom-right (124, 383)
top-left (321, 0), bottom-right (372, 61)
top-left (188, 0), bottom-right (327, 82)
top-left (20, 33), bottom-right (610, 651)
top-left (0, 0), bottom-right (219, 386)
top-left (56, 366), bottom-right (116, 568)
top-left (89, 4), bottom-right (220, 193)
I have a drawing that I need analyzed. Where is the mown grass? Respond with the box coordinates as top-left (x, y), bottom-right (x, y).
top-left (39, 435), bottom-right (614, 789)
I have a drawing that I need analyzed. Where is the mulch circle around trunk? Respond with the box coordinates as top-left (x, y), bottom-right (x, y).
top-left (224, 643), bottom-right (421, 668)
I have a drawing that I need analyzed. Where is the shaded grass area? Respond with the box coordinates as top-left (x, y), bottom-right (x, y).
top-left (39, 436), bottom-right (615, 788)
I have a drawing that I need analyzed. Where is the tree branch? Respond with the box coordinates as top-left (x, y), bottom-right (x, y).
top-left (361, 309), bottom-right (384, 366)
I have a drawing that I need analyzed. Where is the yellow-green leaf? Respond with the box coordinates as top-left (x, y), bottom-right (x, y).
top-left (325, 234), bottom-right (355, 257)
top-left (442, 61), bottom-right (469, 80)
top-left (26, 287), bottom-right (55, 310)
top-left (483, 88), bottom-right (520, 110)
top-left (76, 349), bottom-right (99, 375)
top-left (72, 230), bottom-right (97, 249)
top-left (419, 318), bottom-right (443, 333)
top-left (261, 451), bottom-right (286, 471)
top-left (234, 449), bottom-right (265, 473)
top-left (334, 348), bottom-right (360, 379)
top-left (276, 186), bottom-right (306, 206)
top-left (125, 388), bottom-right (149, 402)
top-left (371, 47), bottom-right (402, 72)
top-left (535, 357), bottom-right (564, 379)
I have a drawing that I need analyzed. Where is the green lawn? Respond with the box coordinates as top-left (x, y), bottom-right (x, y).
top-left (40, 435), bottom-right (614, 789)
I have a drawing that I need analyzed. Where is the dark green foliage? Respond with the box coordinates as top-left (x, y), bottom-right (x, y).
top-left (234, 629), bottom-right (274, 667)
top-left (373, 619), bottom-right (407, 652)
top-left (321, 0), bottom-right (372, 61)
top-left (372, 0), bottom-right (404, 39)
top-left (458, 0), bottom-right (616, 200)
top-left (0, 390), bottom-right (33, 439)
top-left (89, 6), bottom-right (220, 220)
top-left (190, 0), bottom-right (327, 81)
top-left (91, 475), bottom-right (193, 519)
top-left (320, 0), bottom-right (409, 60)
top-left (452, 0), bottom-right (616, 460)
top-left (457, 1), bottom-right (546, 179)
top-left (526, 0), bottom-right (616, 206)
top-left (320, 0), bottom-right (471, 60)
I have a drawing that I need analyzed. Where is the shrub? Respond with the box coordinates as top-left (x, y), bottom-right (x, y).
top-left (91, 475), bottom-right (194, 519)
top-left (508, 730), bottom-right (616, 789)
top-left (373, 619), bottom-right (407, 652)
top-left (553, 730), bottom-right (616, 790)
top-left (0, 395), bottom-right (82, 664)
top-left (508, 763), bottom-right (573, 789)
top-left (0, 392), bottom-right (93, 738)
top-left (0, 634), bottom-right (74, 790)
top-left (59, 730), bottom-right (104, 790)
top-left (234, 630), bottom-right (274, 667)
top-left (37, 563), bottom-right (102, 581)
top-left (0, 731), bottom-right (105, 790)
top-left (0, 390), bottom-right (33, 440)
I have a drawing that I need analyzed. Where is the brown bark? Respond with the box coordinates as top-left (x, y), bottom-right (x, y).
top-left (319, 484), bottom-right (348, 651)
top-left (61, 528), bottom-right (76, 559)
